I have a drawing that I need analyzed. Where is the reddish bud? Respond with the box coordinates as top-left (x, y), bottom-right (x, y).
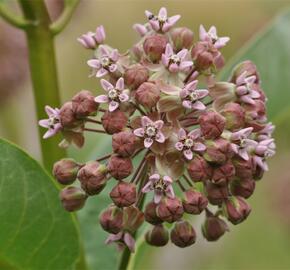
top-left (135, 82), bottom-right (160, 109)
top-left (143, 34), bottom-right (168, 62)
top-left (101, 110), bottom-right (128, 134)
top-left (145, 224), bottom-right (169, 247)
top-left (156, 198), bottom-right (184, 223)
top-left (211, 162), bottom-right (235, 186)
top-left (221, 102), bottom-right (245, 131)
top-left (230, 60), bottom-right (260, 85)
top-left (171, 220), bottom-right (196, 248)
top-left (59, 101), bottom-right (80, 128)
top-left (171, 27), bottom-right (194, 51)
top-left (99, 205), bottom-right (124, 234)
top-left (199, 111), bottom-right (226, 139)
top-left (182, 189), bottom-right (208, 215)
top-left (112, 131), bottom-right (137, 157)
top-left (202, 213), bottom-right (229, 241)
top-left (110, 181), bottom-right (136, 207)
top-left (144, 201), bottom-right (163, 225)
top-left (53, 158), bottom-right (80, 185)
top-left (233, 157), bottom-right (254, 180)
top-left (124, 64), bottom-right (149, 90)
top-left (123, 206), bottom-right (144, 233)
top-left (205, 181), bottom-right (229, 205)
top-left (231, 178), bottom-right (256, 199)
top-left (72, 90), bottom-right (98, 118)
top-left (77, 161), bottom-right (107, 195)
top-left (108, 155), bottom-right (133, 180)
top-left (59, 186), bottom-right (87, 212)
top-left (187, 156), bottom-right (212, 182)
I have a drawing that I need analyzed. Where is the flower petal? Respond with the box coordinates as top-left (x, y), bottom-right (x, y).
top-left (183, 149), bottom-right (193, 160)
top-left (123, 233), bottom-right (135, 253)
top-left (141, 116), bottom-right (153, 127)
top-left (175, 142), bottom-right (184, 151)
top-left (178, 128), bottom-right (187, 140)
top-left (155, 132), bottom-right (165, 143)
top-left (165, 185), bottom-right (175, 199)
top-left (95, 95), bottom-right (109, 103)
top-left (196, 89), bottom-right (209, 99)
top-left (177, 49), bottom-right (188, 60)
top-left (109, 101), bottom-right (119, 112)
top-left (101, 79), bottom-right (114, 91)
top-left (158, 7), bottom-right (167, 19)
top-left (182, 100), bottom-right (193, 109)
top-left (154, 120), bottom-right (164, 130)
top-left (144, 138), bottom-right (154, 148)
top-left (214, 37), bottom-right (230, 49)
top-left (109, 64), bottom-right (118, 73)
top-left (163, 175), bottom-right (173, 184)
top-left (43, 129), bottom-right (57, 139)
top-left (116, 77), bottom-right (124, 90)
top-left (142, 181), bottom-right (153, 193)
top-left (193, 142), bottom-right (206, 152)
top-left (154, 191), bottom-right (163, 204)
top-left (133, 128), bottom-right (145, 137)
top-left (96, 68), bottom-right (108, 77)
top-left (180, 61), bottom-right (193, 70)
top-left (87, 59), bottom-right (101, 69)
top-left (119, 93), bottom-right (129, 102)
top-left (165, 43), bottom-right (173, 57)
top-left (188, 128), bottom-right (201, 139)
top-left (192, 100), bottom-right (206, 110)
top-left (38, 119), bottom-right (50, 128)
top-left (149, 173), bottom-right (160, 181)
top-left (199, 24), bottom-right (207, 40)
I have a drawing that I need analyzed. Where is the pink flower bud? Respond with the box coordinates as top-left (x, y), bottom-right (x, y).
top-left (99, 205), bottom-right (124, 234)
top-left (233, 157), bottom-right (254, 180)
top-left (59, 101), bottom-right (80, 129)
top-left (77, 161), bottom-right (107, 195)
top-left (171, 27), bottom-right (194, 51)
top-left (112, 131), bottom-right (137, 157)
top-left (187, 156), bottom-right (212, 182)
top-left (202, 214), bottom-right (229, 241)
top-left (108, 155), bottom-right (133, 180)
top-left (211, 162), bottom-right (235, 186)
top-left (223, 196), bottom-right (251, 225)
top-left (110, 181), bottom-right (136, 207)
top-left (123, 206), bottom-right (144, 233)
top-left (143, 34), bottom-right (168, 62)
top-left (171, 220), bottom-right (196, 248)
top-left (135, 82), bottom-right (160, 109)
top-left (205, 181), bottom-right (229, 205)
top-left (182, 189), bottom-right (208, 214)
top-left (230, 60), bottom-right (260, 85)
top-left (191, 42), bottom-right (214, 70)
top-left (221, 102), bottom-right (245, 131)
top-left (156, 198), bottom-right (184, 223)
top-left (101, 110), bottom-right (128, 134)
top-left (72, 90), bottom-right (98, 118)
top-left (145, 224), bottom-right (169, 247)
top-left (124, 64), bottom-right (149, 90)
top-left (199, 111), bottom-right (226, 139)
top-left (231, 178), bottom-right (256, 199)
top-left (144, 201), bottom-right (163, 225)
top-left (53, 158), bottom-right (80, 185)
top-left (59, 186), bottom-right (87, 212)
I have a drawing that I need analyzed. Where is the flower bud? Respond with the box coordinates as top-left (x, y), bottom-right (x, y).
top-left (191, 42), bottom-right (214, 70)
top-left (72, 90), bottom-right (98, 118)
top-left (205, 181), bottom-right (229, 205)
top-left (112, 131), bottom-right (137, 157)
top-left (124, 64), bottom-right (149, 90)
top-left (199, 111), bottom-right (226, 139)
top-left (110, 181), bottom-right (136, 207)
top-left (182, 189), bottom-right (208, 215)
top-left (211, 162), bottom-right (235, 186)
top-left (230, 60), bottom-right (260, 84)
top-left (101, 110), bottom-right (128, 134)
top-left (145, 224), bottom-right (169, 247)
top-left (123, 206), bottom-right (144, 233)
top-left (143, 34), bottom-right (168, 62)
top-left (108, 155), bottom-right (133, 180)
top-left (99, 205), bottom-right (124, 234)
top-left (231, 178), bottom-right (256, 199)
top-left (156, 198), bottom-right (184, 223)
top-left (171, 220), bottom-right (196, 248)
top-left (53, 158), bottom-right (80, 185)
top-left (202, 214), bottom-right (229, 241)
top-left (59, 101), bottom-right (79, 129)
top-left (223, 196), bottom-right (251, 225)
top-left (135, 82), bottom-right (160, 109)
top-left (253, 165), bottom-right (264, 180)
top-left (144, 201), bottom-right (163, 225)
top-left (187, 156), bottom-right (212, 182)
top-left (233, 157), bottom-right (254, 180)
top-left (221, 102), bottom-right (245, 131)
top-left (77, 161), bottom-right (107, 195)
top-left (171, 27), bottom-right (194, 51)
top-left (59, 186), bottom-right (87, 212)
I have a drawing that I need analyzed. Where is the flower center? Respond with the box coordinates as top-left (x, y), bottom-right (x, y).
top-left (48, 116), bottom-right (59, 129)
top-left (108, 89), bottom-right (118, 99)
top-left (184, 138), bottom-right (194, 148)
top-left (170, 54), bottom-right (181, 64)
top-left (158, 15), bottom-right (167, 23)
top-left (153, 178), bottom-right (167, 191)
top-left (189, 92), bottom-right (198, 101)
top-left (240, 139), bottom-right (247, 148)
top-left (145, 126), bottom-right (157, 137)
top-left (101, 56), bottom-right (110, 67)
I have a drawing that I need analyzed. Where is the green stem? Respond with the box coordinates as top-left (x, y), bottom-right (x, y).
top-left (18, 0), bottom-right (65, 170)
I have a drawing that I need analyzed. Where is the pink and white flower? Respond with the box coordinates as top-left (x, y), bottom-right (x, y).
top-left (105, 231), bottom-right (135, 252)
top-left (180, 80), bottom-right (209, 110)
top-left (161, 43), bottom-right (193, 73)
top-left (257, 123), bottom-right (275, 141)
top-left (77, 25), bottom-right (106, 49)
top-left (95, 77), bottom-right (129, 112)
top-left (38, 106), bottom-right (62, 139)
top-left (145, 7), bottom-right (180, 33)
top-left (142, 174), bottom-right (175, 204)
top-left (175, 128), bottom-right (206, 160)
top-left (87, 45), bottom-right (119, 77)
top-left (199, 25), bottom-right (230, 49)
top-left (252, 139), bottom-right (276, 171)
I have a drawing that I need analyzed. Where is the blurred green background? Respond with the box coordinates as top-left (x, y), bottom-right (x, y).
top-left (1, 0), bottom-right (290, 269)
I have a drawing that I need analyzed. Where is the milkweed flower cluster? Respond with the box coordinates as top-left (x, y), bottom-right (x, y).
top-left (39, 7), bottom-right (275, 252)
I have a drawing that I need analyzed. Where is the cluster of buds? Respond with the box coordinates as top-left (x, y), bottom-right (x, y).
top-left (39, 7), bottom-right (275, 252)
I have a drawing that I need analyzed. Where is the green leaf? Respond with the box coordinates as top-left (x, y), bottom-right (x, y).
top-left (0, 138), bottom-right (81, 270)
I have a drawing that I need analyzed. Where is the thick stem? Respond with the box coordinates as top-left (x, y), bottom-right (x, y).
top-left (18, 0), bottom-right (65, 170)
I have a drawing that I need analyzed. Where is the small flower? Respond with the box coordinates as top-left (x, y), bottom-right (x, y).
top-left (257, 123), bottom-right (275, 141)
top-left (77, 25), bottom-right (106, 49)
top-left (199, 25), bottom-right (230, 49)
top-left (252, 139), bottom-right (276, 171)
top-left (235, 71), bottom-right (260, 105)
top-left (145, 7), bottom-right (180, 33)
top-left (38, 106), bottom-right (62, 139)
top-left (95, 77), bottom-right (130, 112)
top-left (175, 128), bottom-right (206, 160)
top-left (180, 80), bottom-right (209, 110)
top-left (105, 231), bottom-right (136, 252)
top-left (87, 45), bottom-right (119, 77)
top-left (134, 116), bottom-right (165, 148)
top-left (133, 23), bottom-right (149, 36)
top-left (161, 43), bottom-right (193, 73)
top-left (142, 174), bottom-right (175, 204)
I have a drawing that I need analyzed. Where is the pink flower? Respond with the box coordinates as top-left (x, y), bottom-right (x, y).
top-left (142, 174), bottom-right (175, 204)
top-left (105, 231), bottom-right (135, 252)
top-left (257, 123), bottom-right (275, 141)
top-left (199, 25), bottom-right (230, 49)
top-left (162, 44), bottom-right (193, 73)
top-left (77, 25), bottom-right (106, 49)
top-left (133, 23), bottom-right (149, 37)
top-left (145, 7), bottom-right (180, 33)
top-left (252, 139), bottom-right (276, 171)
top-left (133, 116), bottom-right (165, 148)
top-left (175, 128), bottom-right (206, 160)
top-left (180, 80), bottom-right (208, 110)
top-left (87, 45), bottom-right (119, 77)
top-left (95, 77), bottom-right (129, 112)
top-left (235, 71), bottom-right (260, 105)
top-left (38, 106), bottom-right (62, 139)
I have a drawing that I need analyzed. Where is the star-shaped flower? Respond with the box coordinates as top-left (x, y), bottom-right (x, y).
top-left (77, 25), bottom-right (105, 49)
top-left (199, 25), bottom-right (230, 49)
top-left (105, 231), bottom-right (135, 252)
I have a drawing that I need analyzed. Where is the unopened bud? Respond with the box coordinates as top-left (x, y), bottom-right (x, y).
top-left (191, 41), bottom-right (214, 70)
top-left (202, 213), bottom-right (229, 241)
top-left (72, 90), bottom-right (98, 118)
top-left (233, 157), bottom-right (254, 180)
top-left (182, 189), bottom-right (208, 214)
top-left (123, 206), bottom-right (144, 233)
top-left (187, 156), bottom-right (212, 182)
top-left (205, 181), bottom-right (229, 205)
top-left (171, 27), bottom-right (194, 51)
top-left (101, 110), bottom-right (128, 134)
top-left (59, 101), bottom-right (80, 128)
top-left (145, 224), bottom-right (169, 247)
top-left (112, 131), bottom-right (137, 157)
top-left (156, 198), bottom-right (184, 223)
top-left (144, 201), bottom-right (163, 225)
top-left (199, 111), bottom-right (226, 139)
top-left (231, 178), bottom-right (255, 199)
top-left (59, 186), bottom-right (87, 212)
top-left (108, 155), bottom-right (133, 180)
top-left (221, 102), bottom-right (245, 131)
top-left (110, 181), bottom-right (136, 207)
top-left (135, 82), bottom-right (160, 109)
top-left (211, 162), bottom-right (235, 186)
top-left (99, 205), bottom-right (124, 234)
top-left (170, 220), bottom-right (196, 248)
top-left (124, 64), bottom-right (149, 90)
top-left (143, 34), bottom-right (168, 62)
top-left (53, 158), bottom-right (80, 185)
